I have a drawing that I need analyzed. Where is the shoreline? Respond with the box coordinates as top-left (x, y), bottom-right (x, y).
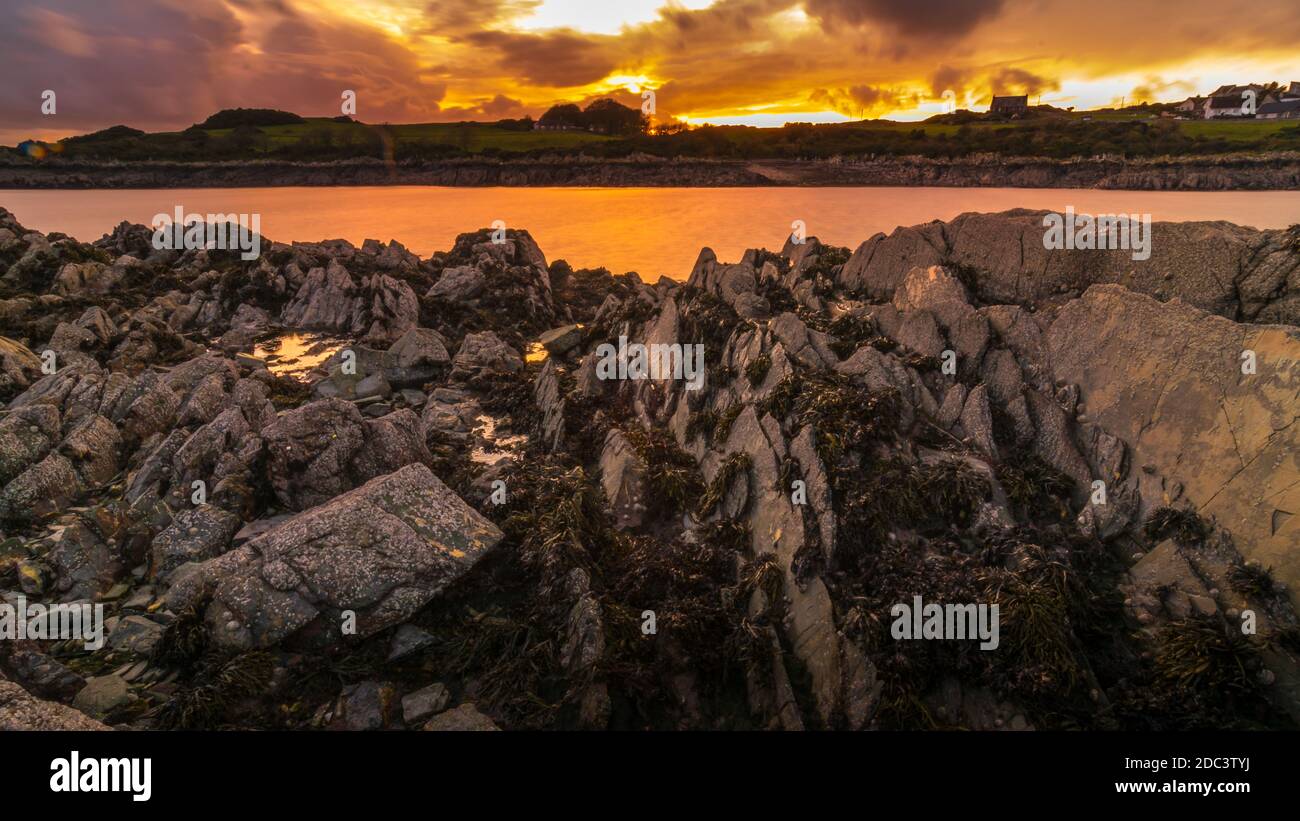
top-left (2, 152), bottom-right (1299, 190)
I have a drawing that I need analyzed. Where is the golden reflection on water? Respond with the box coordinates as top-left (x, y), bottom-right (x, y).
top-left (525, 342), bottom-right (549, 364)
top-left (8, 187), bottom-right (1299, 281)
top-left (252, 332), bottom-right (344, 377)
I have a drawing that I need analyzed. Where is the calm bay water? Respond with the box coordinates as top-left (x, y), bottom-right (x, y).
top-left (4, 186), bottom-right (1298, 280)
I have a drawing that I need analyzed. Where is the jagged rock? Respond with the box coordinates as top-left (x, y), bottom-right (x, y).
top-left (51, 261), bottom-right (120, 295)
top-left (937, 383), bottom-right (968, 429)
top-left (45, 519), bottom-right (122, 601)
top-left (599, 429), bottom-right (648, 530)
top-left (533, 359), bottom-right (565, 453)
top-left (176, 372), bottom-right (228, 427)
top-left (452, 331), bottom-right (523, 379)
top-left (895, 310), bottom-right (945, 358)
top-left (719, 406), bottom-right (854, 726)
top-left (959, 385), bottom-right (998, 458)
top-left (262, 398), bottom-right (367, 510)
top-left (893, 265), bottom-right (989, 373)
top-left (59, 414), bottom-right (122, 487)
top-left (361, 274), bottom-right (419, 346)
top-left (281, 260), bottom-right (360, 332)
top-left (428, 265), bottom-right (485, 302)
top-left (838, 222), bottom-right (947, 299)
top-left (538, 324), bottom-right (582, 355)
top-left (166, 463), bottom-right (503, 650)
top-left (0, 404), bottom-right (60, 484)
top-left (790, 427), bottom-right (836, 560)
top-left (385, 327), bottom-right (450, 387)
top-left (0, 336), bottom-right (43, 399)
top-left (1025, 389), bottom-right (1092, 499)
top-left (560, 569), bottom-right (605, 675)
top-left (107, 615), bottom-right (164, 656)
top-left (770, 312), bottom-right (837, 370)
top-left (0, 453), bottom-right (80, 523)
top-left (352, 409), bottom-right (433, 485)
top-left (151, 505), bottom-right (242, 578)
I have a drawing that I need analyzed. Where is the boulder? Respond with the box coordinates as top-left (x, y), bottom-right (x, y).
top-left (166, 463), bottom-right (503, 650)
top-left (384, 327), bottom-right (450, 387)
top-left (452, 331), bottom-right (523, 379)
top-left (427, 265), bottom-right (485, 302)
top-left (423, 703), bottom-right (499, 731)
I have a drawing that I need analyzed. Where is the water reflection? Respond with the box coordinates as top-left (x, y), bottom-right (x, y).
top-left (252, 332), bottom-right (347, 377)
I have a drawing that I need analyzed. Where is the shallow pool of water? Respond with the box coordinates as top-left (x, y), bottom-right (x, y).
top-left (251, 332), bottom-right (347, 378)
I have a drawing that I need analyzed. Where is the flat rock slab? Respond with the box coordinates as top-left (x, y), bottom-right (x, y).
top-left (1048, 285), bottom-right (1300, 609)
top-left (168, 463), bottom-right (503, 651)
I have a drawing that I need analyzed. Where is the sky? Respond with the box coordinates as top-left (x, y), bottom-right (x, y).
top-left (1, 0), bottom-right (1298, 143)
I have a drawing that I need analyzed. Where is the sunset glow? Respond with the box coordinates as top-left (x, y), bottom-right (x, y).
top-left (1, 0), bottom-right (1298, 141)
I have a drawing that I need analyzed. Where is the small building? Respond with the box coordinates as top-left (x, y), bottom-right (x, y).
top-left (1204, 94), bottom-right (1252, 118)
top-left (990, 95), bottom-right (1029, 115)
top-left (1258, 99), bottom-right (1300, 119)
top-left (1284, 81), bottom-right (1300, 101)
top-left (1177, 96), bottom-right (1206, 113)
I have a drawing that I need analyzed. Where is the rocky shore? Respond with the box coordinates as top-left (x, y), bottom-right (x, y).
top-left (1, 206), bottom-right (1298, 731)
top-left (2, 151), bottom-right (1299, 190)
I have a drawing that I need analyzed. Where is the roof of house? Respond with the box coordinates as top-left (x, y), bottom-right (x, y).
top-left (1259, 99), bottom-right (1300, 114)
top-left (991, 95), bottom-right (1028, 105)
top-left (1207, 94), bottom-right (1247, 109)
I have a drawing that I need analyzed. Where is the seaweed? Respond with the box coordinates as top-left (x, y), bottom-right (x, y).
top-left (697, 452), bottom-right (753, 518)
top-left (151, 651), bottom-right (275, 730)
top-left (621, 424), bottom-right (705, 518)
top-left (1144, 506), bottom-right (1210, 548)
top-left (997, 455), bottom-right (1076, 522)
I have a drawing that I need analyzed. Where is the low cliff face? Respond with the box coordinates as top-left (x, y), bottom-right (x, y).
top-left (2, 152), bottom-right (1299, 189)
top-left (1, 205), bottom-right (1297, 731)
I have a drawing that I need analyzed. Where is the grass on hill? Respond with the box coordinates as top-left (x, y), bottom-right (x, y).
top-left (7, 108), bottom-right (1299, 163)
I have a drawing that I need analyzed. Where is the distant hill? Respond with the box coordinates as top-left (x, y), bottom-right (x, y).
top-left (196, 108), bottom-right (305, 129)
top-left (62, 125), bottom-right (146, 144)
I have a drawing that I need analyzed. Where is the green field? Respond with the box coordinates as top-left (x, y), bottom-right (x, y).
top-left (193, 118), bottom-right (614, 153)
top-left (13, 108), bottom-right (1298, 164)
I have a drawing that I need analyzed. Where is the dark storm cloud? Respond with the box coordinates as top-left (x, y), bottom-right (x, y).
top-left (462, 30), bottom-right (620, 88)
top-left (809, 84), bottom-right (909, 116)
top-left (805, 0), bottom-right (1007, 37)
top-left (990, 67), bottom-right (1059, 96)
top-left (0, 0), bottom-right (438, 142)
top-left (418, 0), bottom-right (540, 36)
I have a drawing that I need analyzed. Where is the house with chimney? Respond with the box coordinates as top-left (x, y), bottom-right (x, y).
top-left (989, 95), bottom-right (1028, 115)
top-left (1200, 84), bottom-right (1281, 119)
